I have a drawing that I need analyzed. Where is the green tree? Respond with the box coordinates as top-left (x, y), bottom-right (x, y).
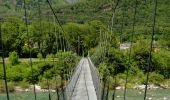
top-left (37, 52), bottom-right (43, 60)
top-left (153, 49), bottom-right (170, 78)
top-left (9, 51), bottom-right (19, 65)
top-left (132, 39), bottom-right (150, 71)
top-left (2, 17), bottom-right (25, 55)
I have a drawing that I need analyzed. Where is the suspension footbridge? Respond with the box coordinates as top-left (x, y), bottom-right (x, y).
top-left (0, 0), bottom-right (169, 100)
top-left (66, 58), bottom-right (101, 100)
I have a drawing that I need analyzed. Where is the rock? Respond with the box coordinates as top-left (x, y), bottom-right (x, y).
top-left (147, 97), bottom-right (152, 100)
top-left (134, 85), bottom-right (145, 90)
top-left (15, 86), bottom-right (24, 92)
top-left (30, 85), bottom-right (42, 92)
top-left (163, 96), bottom-right (167, 100)
top-left (148, 84), bottom-right (159, 89)
top-left (25, 89), bottom-right (30, 92)
top-left (15, 85), bottom-right (56, 93)
top-left (42, 89), bottom-right (48, 92)
top-left (50, 89), bottom-right (56, 92)
top-left (134, 84), bottom-right (161, 90)
top-left (139, 91), bottom-right (142, 94)
top-left (116, 86), bottom-right (121, 90)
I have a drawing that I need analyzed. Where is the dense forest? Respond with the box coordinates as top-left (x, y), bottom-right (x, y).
top-left (0, 0), bottom-right (170, 93)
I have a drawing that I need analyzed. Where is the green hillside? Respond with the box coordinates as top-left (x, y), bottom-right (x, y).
top-left (55, 0), bottom-right (170, 41)
top-left (2, 0), bottom-right (167, 43)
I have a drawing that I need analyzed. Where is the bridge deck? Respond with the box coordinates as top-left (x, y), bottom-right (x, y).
top-left (71, 58), bottom-right (97, 100)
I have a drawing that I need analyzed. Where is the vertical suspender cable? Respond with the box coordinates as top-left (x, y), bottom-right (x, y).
top-left (119, 0), bottom-right (126, 45)
top-left (106, 77), bottom-right (110, 100)
top-left (110, 0), bottom-right (119, 29)
top-left (78, 36), bottom-right (80, 55)
top-left (47, 78), bottom-right (51, 100)
top-left (123, 0), bottom-right (137, 99)
top-left (59, 30), bottom-right (63, 51)
top-left (38, 1), bottom-right (43, 53)
top-left (101, 30), bottom-right (104, 61)
top-left (47, 14), bottom-right (52, 100)
top-left (144, 0), bottom-right (158, 99)
top-left (46, 0), bottom-right (71, 53)
top-left (62, 34), bottom-right (66, 52)
top-left (55, 23), bottom-right (59, 52)
top-left (37, 3), bottom-right (51, 100)
top-left (53, 16), bottom-right (60, 100)
top-left (99, 28), bottom-right (101, 61)
top-left (23, 0), bottom-right (37, 100)
top-left (109, 0), bottom-right (120, 99)
top-left (102, 30), bottom-right (107, 100)
top-left (0, 19), bottom-right (10, 100)
top-left (46, 1), bottom-right (66, 99)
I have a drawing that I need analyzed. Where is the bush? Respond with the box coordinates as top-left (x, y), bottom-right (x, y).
top-left (18, 81), bottom-right (30, 89)
top-left (8, 82), bottom-right (15, 92)
top-left (0, 80), bottom-right (5, 93)
top-left (0, 65), bottom-right (3, 79)
top-left (46, 54), bottom-right (53, 62)
top-left (6, 64), bottom-right (28, 82)
top-left (9, 51), bottom-right (19, 65)
top-left (99, 63), bottom-right (110, 80)
top-left (149, 72), bottom-right (164, 85)
top-left (0, 81), bottom-right (15, 93)
top-left (132, 39), bottom-right (150, 71)
top-left (152, 49), bottom-right (170, 79)
top-left (37, 52), bottom-right (43, 60)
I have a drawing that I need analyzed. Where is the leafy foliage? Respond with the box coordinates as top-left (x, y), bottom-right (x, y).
top-left (9, 51), bottom-right (19, 65)
top-left (0, 0), bottom-right (169, 89)
top-left (37, 52), bottom-right (43, 60)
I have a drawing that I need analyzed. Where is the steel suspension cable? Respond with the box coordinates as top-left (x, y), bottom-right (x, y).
top-left (47, 0), bottom-right (65, 97)
top-left (61, 34), bottom-right (66, 52)
top-left (58, 30), bottom-right (63, 51)
top-left (37, 0), bottom-right (43, 53)
top-left (47, 14), bottom-right (52, 100)
top-left (54, 24), bottom-right (59, 52)
top-left (37, 2), bottom-right (53, 99)
top-left (46, 0), bottom-right (63, 32)
top-left (23, 0), bottom-right (37, 100)
top-left (47, 78), bottom-right (51, 100)
top-left (102, 31), bottom-right (106, 99)
top-left (110, 0), bottom-right (120, 26)
top-left (101, 28), bottom-right (111, 100)
top-left (108, 0), bottom-right (122, 99)
top-left (52, 15), bottom-right (61, 100)
top-left (119, 0), bottom-right (126, 45)
top-left (123, 0), bottom-right (138, 99)
top-left (0, 19), bottom-right (10, 100)
top-left (57, 29), bottom-right (66, 99)
top-left (98, 28), bottom-right (102, 63)
top-left (105, 28), bottom-right (110, 100)
top-left (144, 0), bottom-right (158, 99)
top-left (46, 0), bottom-right (71, 52)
